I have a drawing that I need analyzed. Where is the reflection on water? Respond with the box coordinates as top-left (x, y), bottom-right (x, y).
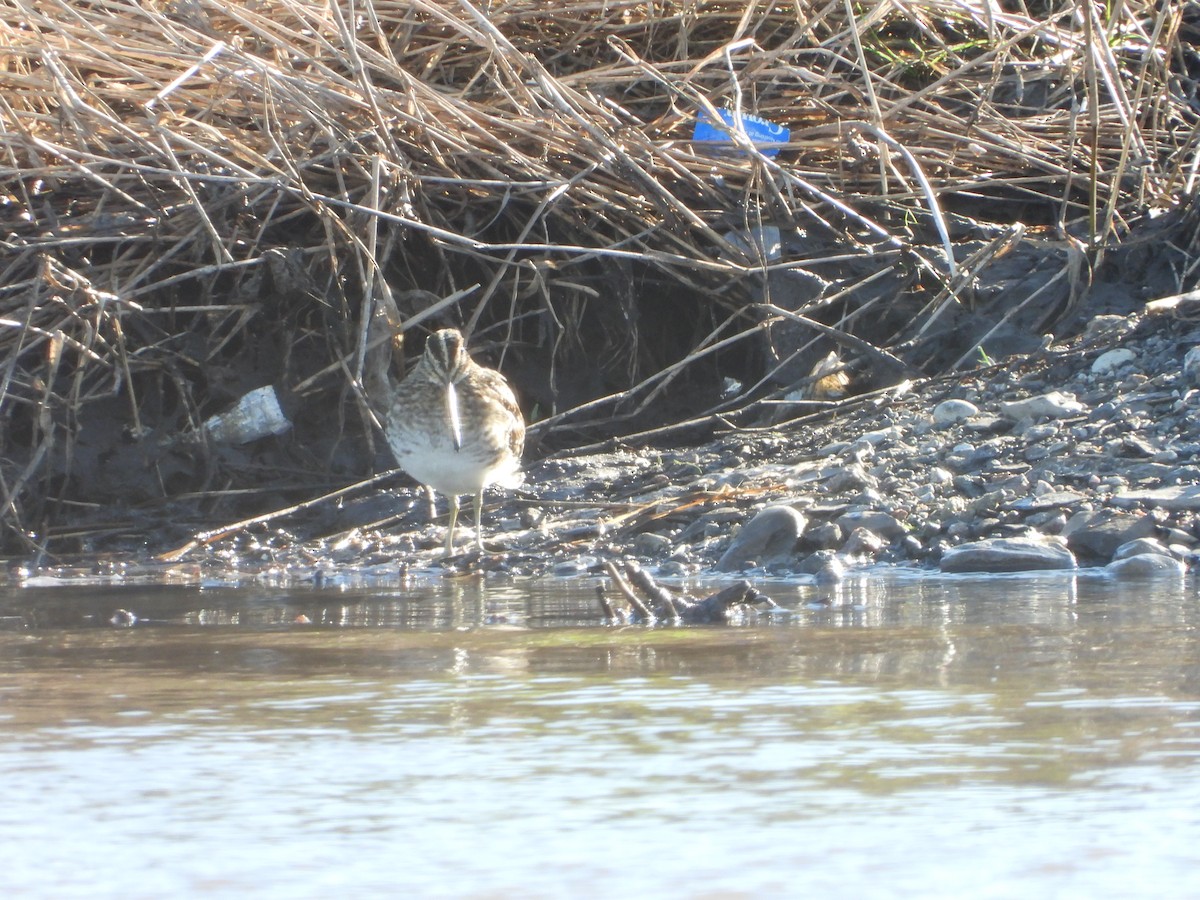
top-left (1, 572), bottom-right (1199, 897)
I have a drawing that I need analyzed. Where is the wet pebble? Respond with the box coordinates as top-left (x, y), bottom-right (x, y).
top-left (631, 532), bottom-right (673, 557)
top-left (554, 557), bottom-right (598, 576)
top-left (797, 549), bottom-right (844, 582)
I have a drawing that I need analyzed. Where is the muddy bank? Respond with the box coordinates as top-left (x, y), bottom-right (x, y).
top-left (9, 291), bottom-right (1198, 587)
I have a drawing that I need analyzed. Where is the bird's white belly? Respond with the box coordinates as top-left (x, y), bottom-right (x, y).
top-left (398, 441), bottom-right (488, 496)
top-left (388, 425), bottom-right (520, 497)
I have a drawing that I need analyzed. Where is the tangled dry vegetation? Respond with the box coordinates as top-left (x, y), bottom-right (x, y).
top-left (1, 0), bottom-right (1199, 554)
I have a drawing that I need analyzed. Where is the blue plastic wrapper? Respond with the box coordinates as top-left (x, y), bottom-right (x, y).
top-left (692, 108), bottom-right (789, 157)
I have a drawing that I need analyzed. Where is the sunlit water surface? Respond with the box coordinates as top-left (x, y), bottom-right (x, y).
top-left (2, 572), bottom-right (1199, 898)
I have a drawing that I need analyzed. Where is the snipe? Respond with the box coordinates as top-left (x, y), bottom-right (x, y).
top-left (384, 328), bottom-right (524, 555)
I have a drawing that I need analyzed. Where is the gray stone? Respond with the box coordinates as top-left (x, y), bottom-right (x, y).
top-left (933, 399), bottom-right (979, 425)
top-left (805, 522), bottom-right (843, 550)
top-left (811, 550), bottom-right (847, 583)
top-left (842, 527), bottom-right (884, 556)
top-left (1062, 509), bottom-right (1158, 560)
top-left (1091, 348), bottom-right (1136, 375)
top-left (835, 510), bottom-right (906, 540)
top-left (857, 426), bottom-right (902, 446)
top-left (656, 560), bottom-right (689, 578)
top-left (553, 557), bottom-right (598, 576)
top-left (1025, 510), bottom-right (1068, 533)
top-left (1084, 314), bottom-right (1135, 340)
top-left (999, 391), bottom-right (1086, 421)
top-left (632, 532), bottom-right (673, 556)
top-left (928, 466), bottom-right (954, 486)
top-left (1164, 527), bottom-right (1197, 547)
top-left (1111, 485), bottom-right (1200, 512)
top-left (1105, 554), bottom-right (1187, 579)
top-left (946, 521), bottom-right (973, 541)
top-left (822, 464), bottom-right (877, 494)
top-left (1184, 346), bottom-right (1200, 386)
top-left (714, 504), bottom-right (807, 572)
top-left (1112, 537), bottom-right (1174, 560)
top-left (1009, 490), bottom-right (1087, 512)
top-left (939, 536), bottom-right (1076, 573)
top-left (1021, 423), bottom-right (1059, 443)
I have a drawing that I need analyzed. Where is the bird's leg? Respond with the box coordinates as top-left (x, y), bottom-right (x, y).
top-left (473, 490), bottom-right (485, 552)
top-left (445, 493), bottom-right (460, 556)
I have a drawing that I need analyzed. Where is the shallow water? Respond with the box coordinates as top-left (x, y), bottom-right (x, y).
top-left (2, 572), bottom-right (1199, 898)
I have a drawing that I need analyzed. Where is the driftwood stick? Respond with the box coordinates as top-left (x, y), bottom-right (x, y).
top-left (595, 585), bottom-right (618, 622)
top-left (157, 470), bottom-right (401, 562)
top-left (680, 581), bottom-right (773, 623)
top-left (603, 561), bottom-right (653, 619)
top-left (624, 560), bottom-right (681, 618)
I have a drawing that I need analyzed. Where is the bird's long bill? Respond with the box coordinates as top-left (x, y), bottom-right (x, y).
top-left (446, 378), bottom-right (463, 451)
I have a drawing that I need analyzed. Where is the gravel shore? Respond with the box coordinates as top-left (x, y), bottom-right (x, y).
top-left (500, 304), bottom-right (1200, 581)
top-left (9, 300), bottom-right (1200, 587)
top-left (227, 300), bottom-right (1200, 586)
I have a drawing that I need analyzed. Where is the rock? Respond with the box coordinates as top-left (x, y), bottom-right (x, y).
top-left (933, 399), bottom-right (979, 425)
top-left (1112, 537), bottom-right (1173, 560)
top-left (1025, 510), bottom-right (1068, 533)
top-left (1021, 423), bottom-right (1058, 443)
top-left (1083, 314), bottom-right (1135, 340)
top-left (1091, 348), bottom-right (1136, 375)
top-left (1009, 490), bottom-right (1087, 512)
top-left (835, 510), bottom-right (906, 540)
top-left (632, 532), bottom-right (673, 556)
top-left (1107, 435), bottom-right (1156, 458)
top-left (1105, 554), bottom-right (1187, 579)
top-left (842, 527), bottom-right (884, 556)
top-left (1061, 509), bottom-right (1158, 560)
top-left (939, 536), bottom-right (1076, 573)
top-left (946, 521), bottom-right (973, 541)
top-left (998, 391), bottom-right (1086, 421)
top-left (900, 534), bottom-right (924, 558)
top-left (928, 466), bottom-right (953, 486)
top-left (798, 550), bottom-right (845, 583)
top-left (856, 426), bottom-right (902, 446)
top-left (805, 522), bottom-right (843, 550)
top-left (1112, 485), bottom-right (1200, 512)
top-left (1184, 346), bottom-right (1200, 386)
top-left (554, 557), bottom-right (598, 576)
top-left (1164, 527), bottom-right (1196, 547)
top-left (714, 504), bottom-right (806, 571)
